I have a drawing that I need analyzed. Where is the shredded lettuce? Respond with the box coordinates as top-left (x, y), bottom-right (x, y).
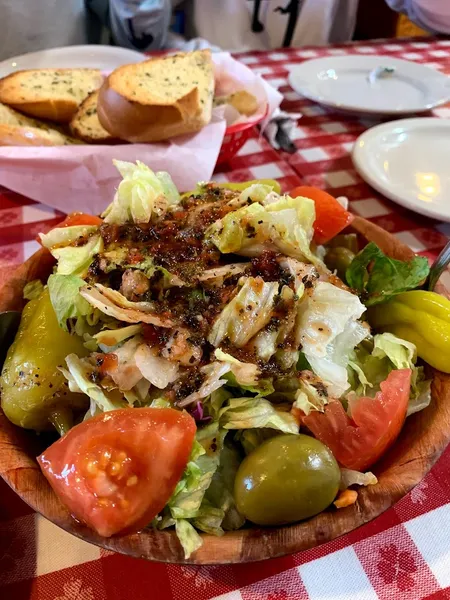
top-left (192, 503), bottom-right (226, 536)
top-left (348, 332), bottom-right (431, 415)
top-left (295, 282), bottom-right (368, 397)
top-left (235, 428), bottom-right (278, 455)
top-left (238, 183), bottom-right (273, 205)
top-left (296, 282), bottom-right (366, 358)
top-left (253, 284), bottom-right (299, 362)
top-left (178, 362), bottom-right (231, 407)
top-left (169, 429), bottom-right (227, 519)
top-left (53, 235), bottom-right (103, 277)
top-left (175, 519), bottom-right (203, 559)
top-left (79, 283), bottom-right (174, 327)
top-left (135, 343), bottom-right (179, 389)
top-left (62, 354), bottom-right (126, 412)
top-left (293, 375), bottom-right (330, 416)
top-left (219, 397), bottom-right (299, 433)
top-left (23, 279), bottom-right (44, 300)
top-left (206, 194), bottom-right (321, 266)
top-left (214, 349), bottom-right (260, 387)
top-left (106, 337), bottom-right (143, 391)
top-left (307, 321), bottom-right (370, 398)
top-left (94, 324), bottom-right (142, 350)
top-left (208, 388), bottom-right (233, 420)
top-left (48, 274), bottom-right (97, 332)
top-left (203, 443), bottom-right (245, 531)
top-left (102, 160), bottom-right (179, 225)
top-left (39, 225), bottom-right (98, 248)
top-left (372, 332), bottom-right (416, 368)
top-left (208, 277), bottom-right (279, 347)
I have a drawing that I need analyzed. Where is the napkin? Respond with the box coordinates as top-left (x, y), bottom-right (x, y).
top-left (264, 108), bottom-right (302, 151)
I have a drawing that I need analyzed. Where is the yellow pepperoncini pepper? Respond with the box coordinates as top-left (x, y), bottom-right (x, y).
top-left (214, 179), bottom-right (282, 194)
top-left (181, 179), bottom-right (282, 199)
top-left (368, 290), bottom-right (450, 373)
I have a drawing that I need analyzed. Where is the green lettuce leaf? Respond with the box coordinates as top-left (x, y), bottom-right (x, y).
top-left (205, 194), bottom-right (321, 266)
top-left (348, 332), bottom-right (431, 415)
top-left (62, 354), bottom-right (126, 412)
top-left (175, 519), bottom-right (203, 559)
top-left (169, 428), bottom-right (227, 519)
top-left (178, 362), bottom-right (231, 408)
top-left (52, 234), bottom-right (103, 277)
top-left (372, 332), bottom-right (416, 368)
top-left (295, 281), bottom-right (368, 397)
top-left (39, 225), bottom-right (98, 248)
top-left (79, 283), bottom-right (174, 328)
top-left (102, 160), bottom-right (179, 225)
top-left (346, 242), bottom-right (429, 306)
top-left (94, 324), bottom-right (142, 350)
top-left (293, 375), bottom-right (330, 416)
top-left (235, 429), bottom-right (278, 455)
top-left (253, 284), bottom-right (299, 362)
top-left (219, 397), bottom-right (299, 433)
top-left (238, 183), bottom-right (274, 205)
top-left (23, 279), bottom-right (44, 300)
top-left (191, 503), bottom-right (225, 536)
top-left (213, 349), bottom-right (271, 396)
top-left (48, 274), bottom-right (96, 332)
top-left (203, 443), bottom-right (245, 531)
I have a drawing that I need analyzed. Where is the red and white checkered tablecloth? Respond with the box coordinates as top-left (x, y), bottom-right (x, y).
top-left (1, 37), bottom-right (450, 600)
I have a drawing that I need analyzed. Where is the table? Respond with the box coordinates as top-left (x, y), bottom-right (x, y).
top-left (1, 37), bottom-right (450, 600)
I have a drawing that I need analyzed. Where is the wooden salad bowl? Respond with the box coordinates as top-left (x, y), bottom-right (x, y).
top-left (0, 216), bottom-right (449, 564)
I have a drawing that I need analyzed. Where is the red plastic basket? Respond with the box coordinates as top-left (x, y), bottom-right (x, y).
top-left (217, 109), bottom-right (267, 165)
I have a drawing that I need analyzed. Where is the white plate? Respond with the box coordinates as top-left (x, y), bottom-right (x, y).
top-left (352, 118), bottom-right (450, 221)
top-left (288, 56), bottom-right (450, 115)
top-left (0, 45), bottom-right (145, 77)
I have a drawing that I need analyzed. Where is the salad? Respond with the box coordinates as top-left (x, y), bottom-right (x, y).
top-left (1, 160), bottom-right (447, 559)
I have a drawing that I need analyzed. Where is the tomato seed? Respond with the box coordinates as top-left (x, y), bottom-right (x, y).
top-left (98, 450), bottom-right (112, 468)
top-left (108, 462), bottom-right (122, 476)
top-left (126, 475), bottom-right (138, 487)
top-left (85, 461), bottom-right (98, 476)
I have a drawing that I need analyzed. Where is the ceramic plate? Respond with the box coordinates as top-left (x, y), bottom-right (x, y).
top-left (0, 45), bottom-right (145, 77)
top-left (352, 118), bottom-right (450, 221)
top-left (288, 56), bottom-right (450, 115)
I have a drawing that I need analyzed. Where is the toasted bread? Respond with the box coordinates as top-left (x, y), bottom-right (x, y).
top-left (0, 102), bottom-right (49, 128)
top-left (0, 102), bottom-right (82, 145)
top-left (97, 50), bottom-right (214, 142)
top-left (70, 91), bottom-right (117, 144)
top-left (214, 90), bottom-right (259, 117)
top-left (0, 68), bottom-right (104, 123)
top-left (0, 124), bottom-right (82, 146)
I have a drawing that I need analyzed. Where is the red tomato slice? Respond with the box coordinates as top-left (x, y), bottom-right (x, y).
top-left (302, 369), bottom-right (411, 471)
top-left (38, 408), bottom-right (196, 537)
top-left (57, 213), bottom-right (103, 227)
top-left (290, 185), bottom-right (354, 244)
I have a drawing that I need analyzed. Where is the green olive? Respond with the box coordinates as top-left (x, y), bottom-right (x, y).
top-left (324, 247), bottom-right (355, 281)
top-left (234, 434), bottom-right (340, 526)
top-left (1, 288), bottom-right (89, 432)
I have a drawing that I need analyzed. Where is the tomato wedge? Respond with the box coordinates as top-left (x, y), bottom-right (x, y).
top-left (302, 369), bottom-right (411, 471)
top-left (57, 212), bottom-right (103, 228)
top-left (38, 408), bottom-right (196, 537)
top-left (290, 186), bottom-right (354, 244)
